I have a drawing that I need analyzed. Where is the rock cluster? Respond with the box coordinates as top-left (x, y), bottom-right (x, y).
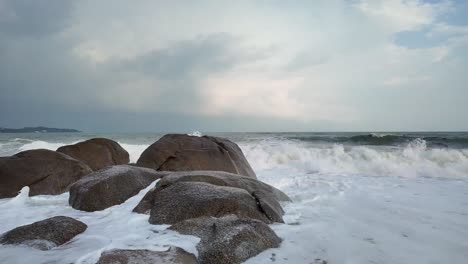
top-left (0, 135), bottom-right (290, 264)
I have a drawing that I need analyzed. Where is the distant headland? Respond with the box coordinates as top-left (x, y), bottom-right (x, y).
top-left (0, 126), bottom-right (81, 133)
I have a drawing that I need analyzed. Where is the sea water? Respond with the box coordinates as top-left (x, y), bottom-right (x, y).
top-left (0, 132), bottom-right (467, 263)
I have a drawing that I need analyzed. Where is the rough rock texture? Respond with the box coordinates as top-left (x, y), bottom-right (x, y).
top-left (0, 149), bottom-right (93, 198)
top-left (134, 171), bottom-right (290, 223)
top-left (57, 138), bottom-right (129, 171)
top-left (96, 247), bottom-right (198, 264)
top-left (69, 165), bottom-right (167, 212)
top-left (139, 181), bottom-right (279, 225)
top-left (170, 215), bottom-right (281, 264)
top-left (0, 216), bottom-right (87, 250)
top-left (136, 134), bottom-right (256, 178)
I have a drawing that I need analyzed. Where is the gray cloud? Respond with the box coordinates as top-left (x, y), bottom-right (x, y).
top-left (0, 0), bottom-right (74, 37)
top-left (0, 0), bottom-right (467, 132)
top-left (120, 33), bottom-right (247, 79)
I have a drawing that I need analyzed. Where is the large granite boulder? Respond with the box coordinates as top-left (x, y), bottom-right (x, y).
top-left (134, 171), bottom-right (290, 223)
top-left (0, 149), bottom-right (93, 198)
top-left (57, 138), bottom-right (129, 171)
top-left (0, 216), bottom-right (87, 250)
top-left (136, 134), bottom-right (256, 178)
top-left (69, 165), bottom-right (167, 212)
top-left (135, 181), bottom-right (279, 225)
top-left (170, 215), bottom-right (281, 264)
top-left (97, 247), bottom-right (198, 264)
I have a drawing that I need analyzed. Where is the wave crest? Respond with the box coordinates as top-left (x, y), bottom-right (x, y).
top-left (241, 138), bottom-right (468, 179)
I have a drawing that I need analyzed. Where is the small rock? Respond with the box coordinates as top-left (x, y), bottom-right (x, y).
top-left (0, 216), bottom-right (87, 250)
top-left (96, 247), bottom-right (198, 264)
top-left (170, 215), bottom-right (282, 264)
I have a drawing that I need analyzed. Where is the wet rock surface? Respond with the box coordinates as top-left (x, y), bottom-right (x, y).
top-left (0, 149), bottom-right (92, 198)
top-left (136, 181), bottom-right (279, 224)
top-left (69, 165), bottom-right (166, 212)
top-left (0, 216), bottom-right (87, 250)
top-left (96, 247), bottom-right (198, 264)
top-left (57, 138), bottom-right (129, 171)
top-left (134, 171), bottom-right (289, 223)
top-left (170, 215), bottom-right (281, 264)
top-left (136, 134), bottom-right (256, 178)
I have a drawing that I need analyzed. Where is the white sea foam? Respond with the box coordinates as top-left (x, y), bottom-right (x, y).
top-left (187, 131), bottom-right (203, 137)
top-left (18, 140), bottom-right (70, 152)
top-left (240, 138), bottom-right (468, 180)
top-left (0, 181), bottom-right (199, 264)
top-left (118, 143), bottom-right (148, 163)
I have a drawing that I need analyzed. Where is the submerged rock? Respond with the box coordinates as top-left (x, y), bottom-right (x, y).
top-left (134, 171), bottom-right (289, 223)
top-left (137, 181), bottom-right (278, 224)
top-left (0, 216), bottom-right (87, 250)
top-left (170, 215), bottom-right (281, 264)
top-left (57, 138), bottom-right (129, 171)
top-left (0, 149), bottom-right (92, 198)
top-left (136, 134), bottom-right (256, 178)
top-left (96, 247), bottom-right (198, 264)
top-left (69, 165), bottom-right (166, 212)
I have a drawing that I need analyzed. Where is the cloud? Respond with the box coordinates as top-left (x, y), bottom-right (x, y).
top-left (0, 0), bottom-right (467, 131)
top-left (355, 0), bottom-right (452, 32)
top-left (0, 0), bottom-right (74, 37)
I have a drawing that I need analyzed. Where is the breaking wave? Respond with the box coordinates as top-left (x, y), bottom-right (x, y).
top-left (288, 133), bottom-right (468, 148)
top-left (241, 138), bottom-right (468, 180)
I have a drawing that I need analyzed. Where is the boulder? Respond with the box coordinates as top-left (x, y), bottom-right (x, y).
top-left (97, 247), bottom-right (198, 264)
top-left (69, 165), bottom-right (167, 212)
top-left (57, 138), bottom-right (129, 171)
top-left (170, 215), bottom-right (281, 264)
top-left (0, 149), bottom-right (93, 198)
top-left (134, 171), bottom-right (290, 223)
top-left (0, 216), bottom-right (87, 250)
top-left (136, 181), bottom-right (279, 225)
top-left (136, 134), bottom-right (256, 178)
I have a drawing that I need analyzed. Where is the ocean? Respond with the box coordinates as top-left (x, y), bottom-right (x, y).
top-left (1, 132), bottom-right (468, 263)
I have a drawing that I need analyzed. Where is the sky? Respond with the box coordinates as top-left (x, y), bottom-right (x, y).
top-left (0, 0), bottom-right (467, 132)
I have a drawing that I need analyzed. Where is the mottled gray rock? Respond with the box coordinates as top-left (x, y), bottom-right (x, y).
top-left (69, 165), bottom-right (166, 212)
top-left (134, 171), bottom-right (289, 223)
top-left (0, 216), bottom-right (87, 250)
top-left (170, 215), bottom-right (281, 264)
top-left (0, 149), bottom-right (92, 198)
top-left (97, 247), bottom-right (198, 264)
top-left (57, 138), bottom-right (129, 171)
top-left (136, 134), bottom-right (256, 178)
top-left (140, 181), bottom-right (278, 224)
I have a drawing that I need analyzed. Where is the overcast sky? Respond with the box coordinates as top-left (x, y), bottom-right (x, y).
top-left (1, 0), bottom-right (467, 132)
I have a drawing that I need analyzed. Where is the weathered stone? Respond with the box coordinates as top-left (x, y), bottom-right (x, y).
top-left (142, 181), bottom-right (277, 224)
top-left (0, 149), bottom-right (92, 198)
top-left (96, 247), bottom-right (198, 264)
top-left (136, 134), bottom-right (256, 178)
top-left (69, 165), bottom-right (166, 212)
top-left (133, 171), bottom-right (289, 223)
top-left (170, 215), bottom-right (281, 264)
top-left (0, 216), bottom-right (87, 250)
top-left (57, 138), bottom-right (129, 171)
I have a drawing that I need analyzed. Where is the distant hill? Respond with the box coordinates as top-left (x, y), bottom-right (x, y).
top-left (0, 126), bottom-right (81, 133)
